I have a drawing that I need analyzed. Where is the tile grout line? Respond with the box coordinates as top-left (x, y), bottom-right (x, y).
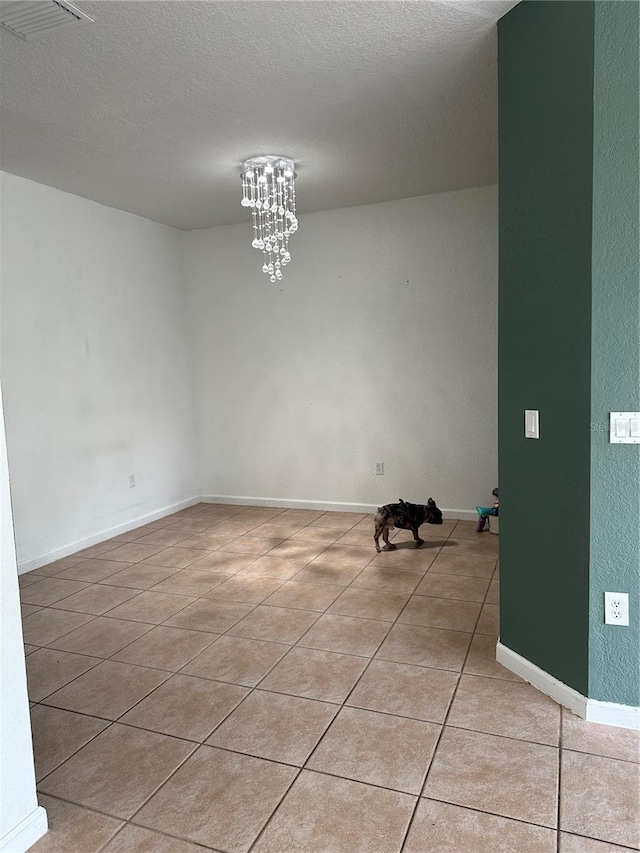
top-left (398, 552), bottom-right (496, 853)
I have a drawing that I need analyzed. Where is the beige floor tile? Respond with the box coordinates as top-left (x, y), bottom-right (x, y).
top-left (448, 674), bottom-right (561, 745)
top-left (165, 518), bottom-right (216, 533)
top-left (486, 575), bottom-right (500, 603)
top-left (133, 529), bottom-right (193, 548)
top-left (188, 551), bottom-right (257, 574)
top-left (559, 832), bottom-right (634, 852)
top-left (423, 727), bottom-right (559, 827)
top-left (21, 578), bottom-right (89, 606)
top-left (307, 517), bottom-right (359, 532)
top-left (163, 598), bottom-right (254, 633)
top-left (208, 689), bottom-right (338, 765)
top-left (463, 633), bottom-right (524, 681)
top-left (289, 527), bottom-right (342, 544)
top-left (42, 660), bottom-right (170, 719)
top-left (56, 559), bottom-right (133, 582)
top-left (560, 749), bottom-right (640, 848)
top-left (227, 605), bottom-right (319, 644)
top-left (174, 531), bottom-right (237, 550)
top-left (141, 547), bottom-right (210, 569)
top-left (414, 572), bottom-right (490, 602)
top-left (376, 623), bottom-right (472, 671)
top-left (328, 587), bottom-right (410, 622)
top-left (451, 520), bottom-right (487, 539)
top-left (239, 555), bottom-right (310, 577)
top-left (134, 745), bottom-right (296, 852)
top-left (259, 646), bottom-right (368, 703)
top-left (205, 520), bottom-right (264, 538)
top-left (263, 580), bottom-right (343, 612)
top-left (276, 509), bottom-right (325, 523)
top-left (149, 569), bottom-right (229, 597)
top-left (298, 613), bottom-right (391, 657)
top-left (429, 553), bottom-right (496, 577)
top-left (111, 625), bottom-right (217, 671)
top-left (74, 542), bottom-right (121, 559)
top-left (30, 559), bottom-right (85, 579)
top-left (30, 705), bottom-right (110, 781)
top-left (294, 560), bottom-right (364, 586)
top-left (19, 571), bottom-right (43, 588)
top-left (219, 536), bottom-right (284, 556)
top-left (102, 543), bottom-right (167, 563)
top-left (26, 648), bottom-right (101, 701)
top-left (22, 609), bottom-right (95, 647)
top-left (51, 584), bottom-right (140, 615)
top-left (182, 635), bottom-right (289, 687)
top-left (251, 522), bottom-right (308, 539)
top-left (405, 798), bottom-right (557, 853)
top-left (24, 643), bottom-right (40, 654)
top-left (265, 541), bottom-right (330, 562)
top-left (30, 795), bottom-right (123, 853)
top-left (21, 603), bottom-right (42, 618)
top-left (48, 616), bottom-right (152, 657)
top-left (399, 595), bottom-right (481, 632)
top-left (351, 566), bottom-right (424, 594)
top-left (369, 547), bottom-right (438, 571)
top-left (308, 706), bottom-right (440, 793)
top-left (318, 544), bottom-right (376, 568)
top-left (476, 602), bottom-right (500, 636)
top-left (335, 529), bottom-right (378, 547)
top-left (209, 575), bottom-right (284, 603)
top-left (562, 709), bottom-right (640, 763)
top-left (347, 659), bottom-right (458, 723)
top-left (39, 723), bottom-right (196, 819)
top-left (444, 537), bottom-right (499, 557)
top-left (120, 673), bottom-right (248, 741)
top-left (101, 825), bottom-right (209, 852)
top-left (252, 769), bottom-right (415, 853)
top-left (100, 564), bottom-right (179, 589)
top-left (105, 591), bottom-right (195, 624)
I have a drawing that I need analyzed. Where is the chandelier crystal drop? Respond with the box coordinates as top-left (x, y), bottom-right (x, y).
top-left (240, 156), bottom-right (297, 282)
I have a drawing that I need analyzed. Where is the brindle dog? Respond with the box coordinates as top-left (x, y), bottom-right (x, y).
top-left (373, 498), bottom-right (443, 552)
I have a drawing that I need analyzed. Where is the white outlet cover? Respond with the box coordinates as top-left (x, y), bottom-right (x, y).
top-left (604, 591), bottom-right (630, 626)
top-left (609, 412), bottom-right (640, 444)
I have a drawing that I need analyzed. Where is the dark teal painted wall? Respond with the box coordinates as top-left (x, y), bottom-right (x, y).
top-left (589, 1), bottom-right (640, 706)
top-left (498, 1), bottom-right (595, 694)
top-left (499, 0), bottom-right (640, 706)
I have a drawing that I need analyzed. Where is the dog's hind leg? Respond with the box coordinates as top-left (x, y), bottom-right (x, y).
top-left (382, 527), bottom-right (396, 550)
top-left (411, 526), bottom-right (424, 548)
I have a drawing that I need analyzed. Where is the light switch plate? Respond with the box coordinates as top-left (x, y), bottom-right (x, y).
top-left (609, 412), bottom-right (640, 444)
top-left (525, 410), bottom-right (539, 439)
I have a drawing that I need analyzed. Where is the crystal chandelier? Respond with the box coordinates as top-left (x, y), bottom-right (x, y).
top-left (240, 156), bottom-right (298, 282)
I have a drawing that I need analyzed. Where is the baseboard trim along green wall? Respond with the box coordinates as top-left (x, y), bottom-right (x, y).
top-left (497, 642), bottom-right (640, 731)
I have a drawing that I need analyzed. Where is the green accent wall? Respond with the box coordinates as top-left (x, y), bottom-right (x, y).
top-left (589, 0), bottom-right (640, 706)
top-left (498, 0), bottom-right (595, 695)
top-left (499, 0), bottom-right (640, 706)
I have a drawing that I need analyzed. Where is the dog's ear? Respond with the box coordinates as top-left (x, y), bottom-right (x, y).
top-left (427, 498), bottom-right (435, 506)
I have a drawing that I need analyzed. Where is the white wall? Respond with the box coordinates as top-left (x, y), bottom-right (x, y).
top-left (184, 186), bottom-right (497, 514)
top-left (0, 381), bottom-right (47, 851)
top-left (0, 173), bottom-right (197, 571)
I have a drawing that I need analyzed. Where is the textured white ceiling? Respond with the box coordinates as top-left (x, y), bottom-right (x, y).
top-left (0, 0), bottom-right (517, 229)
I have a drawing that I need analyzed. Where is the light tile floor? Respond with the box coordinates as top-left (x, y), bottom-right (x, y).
top-left (20, 503), bottom-right (640, 853)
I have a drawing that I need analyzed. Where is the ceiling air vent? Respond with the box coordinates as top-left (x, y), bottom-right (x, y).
top-left (0, 0), bottom-right (93, 40)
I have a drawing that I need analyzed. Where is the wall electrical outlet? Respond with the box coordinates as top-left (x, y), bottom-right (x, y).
top-left (375, 462), bottom-right (384, 475)
top-left (128, 473), bottom-right (136, 489)
top-left (604, 592), bottom-right (629, 626)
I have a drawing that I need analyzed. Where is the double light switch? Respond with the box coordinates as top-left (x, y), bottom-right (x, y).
top-left (609, 412), bottom-right (640, 444)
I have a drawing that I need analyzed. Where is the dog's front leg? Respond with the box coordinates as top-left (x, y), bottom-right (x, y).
top-left (411, 526), bottom-right (424, 548)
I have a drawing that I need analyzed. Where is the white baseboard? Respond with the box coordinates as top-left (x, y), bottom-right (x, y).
top-left (18, 496), bottom-right (201, 575)
top-left (201, 494), bottom-right (477, 521)
top-left (0, 806), bottom-right (47, 853)
top-left (497, 642), bottom-right (640, 731)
